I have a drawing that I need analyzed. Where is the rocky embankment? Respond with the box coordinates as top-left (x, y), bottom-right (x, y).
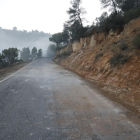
top-left (54, 17), bottom-right (140, 114)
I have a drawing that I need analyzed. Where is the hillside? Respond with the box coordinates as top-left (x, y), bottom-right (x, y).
top-left (54, 17), bottom-right (140, 114)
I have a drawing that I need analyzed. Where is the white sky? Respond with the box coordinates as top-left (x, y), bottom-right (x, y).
top-left (0, 0), bottom-right (105, 34)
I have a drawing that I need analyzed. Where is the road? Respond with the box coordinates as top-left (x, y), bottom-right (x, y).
top-left (0, 58), bottom-right (140, 140)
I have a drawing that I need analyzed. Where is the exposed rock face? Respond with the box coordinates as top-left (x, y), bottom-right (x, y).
top-left (54, 17), bottom-right (140, 114)
top-left (72, 42), bottom-right (81, 52)
top-left (124, 17), bottom-right (140, 34)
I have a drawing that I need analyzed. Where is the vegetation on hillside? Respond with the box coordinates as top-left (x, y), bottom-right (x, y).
top-left (0, 48), bottom-right (19, 68)
top-left (0, 46), bottom-right (43, 69)
top-left (49, 0), bottom-right (140, 48)
top-left (20, 47), bottom-right (42, 61)
top-left (49, 0), bottom-right (88, 47)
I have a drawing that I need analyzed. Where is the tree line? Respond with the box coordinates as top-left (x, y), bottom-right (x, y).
top-left (0, 47), bottom-right (42, 69)
top-left (0, 27), bottom-right (51, 40)
top-left (0, 27), bottom-right (51, 56)
top-left (49, 0), bottom-right (140, 49)
top-left (20, 47), bottom-right (42, 61)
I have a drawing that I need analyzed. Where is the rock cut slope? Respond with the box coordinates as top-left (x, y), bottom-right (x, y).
top-left (54, 17), bottom-right (140, 114)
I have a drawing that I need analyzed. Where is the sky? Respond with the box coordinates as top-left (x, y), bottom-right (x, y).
top-left (0, 0), bottom-right (106, 34)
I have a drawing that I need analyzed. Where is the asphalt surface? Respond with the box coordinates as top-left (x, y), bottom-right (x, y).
top-left (0, 58), bottom-right (140, 140)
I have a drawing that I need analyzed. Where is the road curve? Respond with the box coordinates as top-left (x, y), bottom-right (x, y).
top-left (0, 58), bottom-right (140, 140)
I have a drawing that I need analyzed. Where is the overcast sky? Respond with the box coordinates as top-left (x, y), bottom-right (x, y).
top-left (0, 0), bottom-right (105, 34)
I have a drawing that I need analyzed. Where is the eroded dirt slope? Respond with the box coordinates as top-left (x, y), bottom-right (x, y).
top-left (54, 17), bottom-right (140, 114)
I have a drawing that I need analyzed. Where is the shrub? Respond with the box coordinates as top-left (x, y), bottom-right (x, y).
top-left (118, 43), bottom-right (128, 51)
top-left (109, 53), bottom-right (129, 67)
top-left (92, 7), bottom-right (140, 34)
top-left (132, 33), bottom-right (140, 49)
top-left (55, 50), bottom-right (72, 59)
top-left (71, 27), bottom-right (88, 42)
top-left (113, 42), bottom-right (118, 45)
top-left (124, 7), bottom-right (140, 24)
top-left (98, 12), bottom-right (124, 33)
top-left (94, 53), bottom-right (103, 60)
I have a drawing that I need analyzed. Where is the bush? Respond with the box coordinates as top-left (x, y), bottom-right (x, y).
top-left (92, 7), bottom-right (140, 34)
top-left (109, 53), bottom-right (129, 67)
top-left (132, 33), bottom-right (140, 49)
top-left (124, 7), bottom-right (140, 24)
top-left (94, 53), bottom-right (103, 60)
top-left (56, 50), bottom-right (72, 59)
top-left (96, 11), bottom-right (124, 33)
top-left (121, 0), bottom-right (134, 12)
top-left (118, 42), bottom-right (128, 51)
top-left (71, 27), bottom-right (88, 42)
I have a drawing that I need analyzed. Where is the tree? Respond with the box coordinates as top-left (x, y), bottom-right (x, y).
top-left (100, 0), bottom-right (119, 13)
top-left (0, 53), bottom-right (4, 65)
top-left (67, 0), bottom-right (86, 27)
top-left (49, 33), bottom-right (62, 49)
top-left (96, 12), bottom-right (108, 26)
top-left (65, 0), bottom-right (87, 42)
top-left (120, 0), bottom-right (134, 12)
top-left (94, 11), bottom-right (124, 33)
top-left (13, 27), bottom-right (17, 31)
top-left (49, 32), bottom-right (69, 49)
top-left (20, 47), bottom-right (30, 61)
top-left (0, 53), bottom-right (8, 68)
top-left (134, 0), bottom-right (140, 8)
top-left (65, 20), bottom-right (86, 42)
top-left (32, 47), bottom-right (37, 55)
top-left (37, 49), bottom-right (42, 57)
top-left (2, 48), bottom-right (18, 64)
top-left (61, 31), bottom-right (69, 44)
top-left (46, 44), bottom-right (57, 57)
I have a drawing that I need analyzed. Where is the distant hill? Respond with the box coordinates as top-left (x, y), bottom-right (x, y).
top-left (0, 27), bottom-right (52, 56)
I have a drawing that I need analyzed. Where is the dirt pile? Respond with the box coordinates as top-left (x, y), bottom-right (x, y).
top-left (54, 17), bottom-right (140, 114)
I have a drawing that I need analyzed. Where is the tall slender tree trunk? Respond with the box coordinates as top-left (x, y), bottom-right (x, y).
top-left (112, 0), bottom-right (117, 13)
top-left (78, 14), bottom-right (83, 27)
top-left (77, 4), bottom-right (83, 27)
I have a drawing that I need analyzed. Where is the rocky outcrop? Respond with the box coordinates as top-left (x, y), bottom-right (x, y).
top-left (54, 17), bottom-right (140, 114)
top-left (124, 17), bottom-right (140, 34)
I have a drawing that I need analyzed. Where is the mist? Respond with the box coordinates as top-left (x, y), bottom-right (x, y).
top-left (0, 27), bottom-right (52, 57)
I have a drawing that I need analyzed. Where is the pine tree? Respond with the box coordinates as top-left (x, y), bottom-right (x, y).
top-left (100, 0), bottom-right (119, 13)
top-left (32, 47), bottom-right (37, 55)
top-left (67, 0), bottom-right (86, 27)
top-left (120, 0), bottom-right (134, 12)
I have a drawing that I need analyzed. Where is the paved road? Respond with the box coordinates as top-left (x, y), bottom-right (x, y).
top-left (0, 58), bottom-right (140, 140)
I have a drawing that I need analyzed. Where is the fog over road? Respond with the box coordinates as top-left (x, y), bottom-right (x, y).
top-left (0, 58), bottom-right (140, 140)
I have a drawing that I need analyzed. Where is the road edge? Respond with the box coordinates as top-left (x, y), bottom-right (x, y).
top-left (0, 57), bottom-right (37, 83)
